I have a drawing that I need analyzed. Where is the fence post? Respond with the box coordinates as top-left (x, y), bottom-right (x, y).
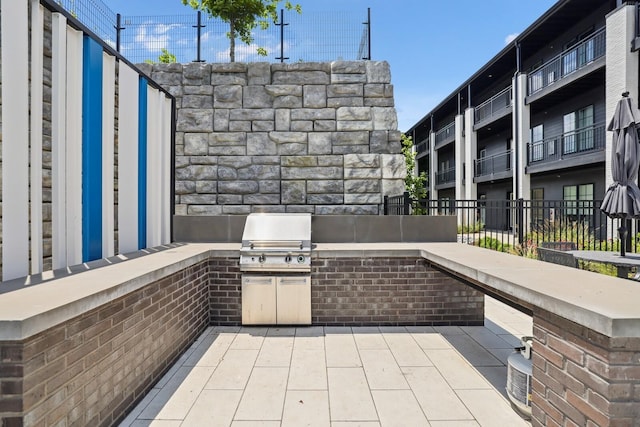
top-left (365, 8), bottom-right (371, 60)
top-left (275, 9), bottom-right (289, 63)
top-left (383, 195), bottom-right (388, 215)
top-left (115, 13), bottom-right (124, 53)
top-left (403, 191), bottom-right (411, 215)
top-left (193, 11), bottom-right (206, 62)
top-left (517, 198), bottom-right (524, 245)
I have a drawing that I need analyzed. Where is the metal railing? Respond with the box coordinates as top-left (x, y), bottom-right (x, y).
top-left (527, 123), bottom-right (606, 164)
top-left (383, 196), bottom-right (637, 255)
top-left (474, 86), bottom-right (512, 124)
top-left (528, 28), bottom-right (605, 95)
top-left (436, 167), bottom-right (456, 185)
top-left (474, 149), bottom-right (512, 177)
top-left (416, 137), bottom-right (430, 155)
top-left (56, 0), bottom-right (372, 64)
top-left (434, 121), bottom-right (455, 146)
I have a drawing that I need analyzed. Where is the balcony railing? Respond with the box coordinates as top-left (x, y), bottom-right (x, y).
top-left (474, 86), bottom-right (512, 124)
top-left (436, 167), bottom-right (456, 185)
top-left (528, 28), bottom-right (605, 96)
top-left (474, 149), bottom-right (512, 177)
top-left (416, 137), bottom-right (430, 155)
top-left (435, 121), bottom-right (455, 146)
top-left (527, 123), bottom-right (606, 164)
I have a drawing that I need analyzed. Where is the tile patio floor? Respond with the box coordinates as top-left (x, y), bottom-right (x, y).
top-left (119, 296), bottom-right (533, 427)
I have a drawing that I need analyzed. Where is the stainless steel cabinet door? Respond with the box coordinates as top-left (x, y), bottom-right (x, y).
top-left (242, 275), bottom-right (277, 325)
top-left (276, 276), bottom-right (311, 325)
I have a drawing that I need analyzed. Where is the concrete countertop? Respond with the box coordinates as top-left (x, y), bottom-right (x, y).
top-left (1, 242), bottom-right (639, 340)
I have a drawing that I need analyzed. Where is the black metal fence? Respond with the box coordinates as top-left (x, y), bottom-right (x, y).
top-left (384, 193), bottom-right (638, 254)
top-left (57, 0), bottom-right (371, 64)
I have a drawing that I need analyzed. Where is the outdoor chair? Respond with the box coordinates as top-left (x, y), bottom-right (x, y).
top-left (537, 247), bottom-right (578, 268)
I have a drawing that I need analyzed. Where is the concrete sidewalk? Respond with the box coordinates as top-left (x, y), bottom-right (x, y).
top-left (120, 296), bottom-right (532, 427)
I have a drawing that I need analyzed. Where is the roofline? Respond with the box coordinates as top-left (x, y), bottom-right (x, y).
top-left (404, 0), bottom-right (570, 135)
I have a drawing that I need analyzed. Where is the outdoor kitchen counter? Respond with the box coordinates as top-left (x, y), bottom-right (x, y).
top-left (1, 242), bottom-right (639, 341)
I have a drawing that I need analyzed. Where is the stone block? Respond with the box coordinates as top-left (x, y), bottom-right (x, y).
top-left (222, 205), bottom-right (251, 214)
top-left (209, 146), bottom-right (246, 155)
top-left (328, 83), bottom-right (364, 97)
top-left (382, 154), bottom-right (406, 179)
top-left (269, 131), bottom-right (307, 144)
top-left (364, 84), bottom-right (385, 98)
top-left (291, 121), bottom-right (313, 132)
top-left (182, 95), bottom-right (213, 109)
top-left (238, 164), bottom-right (280, 180)
top-left (183, 63), bottom-right (211, 85)
top-left (189, 156), bottom-right (218, 165)
top-left (333, 131), bottom-right (369, 146)
top-left (281, 156), bottom-right (318, 167)
top-left (282, 167), bottom-right (343, 180)
top-left (184, 133), bottom-right (209, 155)
top-left (175, 204), bottom-right (188, 215)
top-left (211, 74), bottom-right (247, 85)
top-left (318, 155), bottom-right (343, 166)
top-left (184, 85), bottom-right (213, 95)
top-left (308, 133), bottom-right (332, 155)
top-left (211, 63), bottom-right (248, 73)
top-left (259, 180), bottom-right (281, 193)
top-left (275, 109), bottom-right (291, 131)
top-left (247, 133), bottom-right (277, 155)
top-left (372, 107), bottom-right (398, 130)
top-left (332, 74), bottom-right (367, 84)
top-left (243, 86), bottom-right (273, 108)
top-left (165, 85), bottom-right (184, 97)
top-left (307, 194), bottom-right (344, 204)
top-left (177, 109), bottom-right (213, 132)
top-left (244, 194), bottom-right (281, 204)
top-left (344, 166), bottom-right (381, 179)
top-left (337, 120), bottom-right (373, 131)
top-left (265, 85), bottom-right (302, 96)
top-left (252, 155), bottom-right (280, 165)
top-left (382, 179), bottom-right (406, 196)
top-left (364, 97), bottom-right (394, 107)
top-left (175, 181), bottom-right (196, 195)
top-left (229, 121), bottom-right (252, 132)
top-left (278, 143), bottom-right (308, 156)
top-left (219, 180), bottom-right (259, 194)
top-left (214, 85), bottom-right (243, 108)
top-left (331, 61), bottom-right (366, 74)
top-left (151, 71), bottom-right (182, 86)
top-left (307, 180), bottom-right (343, 193)
top-left (337, 106), bottom-right (371, 121)
top-left (214, 109), bottom-right (230, 131)
top-left (314, 120), bottom-right (336, 132)
top-left (219, 156), bottom-right (252, 168)
top-left (291, 108), bottom-right (335, 121)
top-left (248, 62), bottom-right (271, 85)
top-left (181, 194), bottom-right (218, 204)
top-left (327, 97), bottom-right (364, 108)
top-left (344, 193), bottom-right (381, 204)
top-left (345, 179), bottom-right (381, 193)
top-left (230, 108), bottom-right (274, 121)
top-left (366, 61), bottom-right (391, 83)
top-left (282, 181), bottom-right (306, 204)
top-left (345, 153), bottom-right (380, 168)
top-left (272, 71), bottom-right (330, 85)
top-left (210, 132), bottom-right (246, 145)
top-left (316, 204), bottom-right (379, 215)
top-left (188, 205), bottom-right (223, 215)
top-left (217, 194), bottom-right (243, 204)
top-left (252, 121), bottom-right (275, 132)
top-left (303, 85), bottom-right (327, 108)
top-left (175, 165), bottom-right (217, 181)
top-left (285, 205), bottom-right (315, 213)
top-left (273, 95), bottom-right (302, 108)
top-left (217, 166), bottom-right (239, 180)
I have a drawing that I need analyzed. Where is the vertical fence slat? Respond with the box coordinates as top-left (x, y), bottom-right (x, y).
top-left (117, 63), bottom-right (140, 254)
top-left (138, 78), bottom-right (148, 250)
top-left (30, 1), bottom-right (45, 275)
top-left (1, 0), bottom-right (30, 280)
top-left (102, 52), bottom-right (116, 258)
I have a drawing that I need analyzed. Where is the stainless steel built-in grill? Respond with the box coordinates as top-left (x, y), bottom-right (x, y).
top-left (239, 213), bottom-right (312, 325)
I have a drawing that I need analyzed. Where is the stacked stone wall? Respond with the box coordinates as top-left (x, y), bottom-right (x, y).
top-left (138, 61), bottom-right (405, 215)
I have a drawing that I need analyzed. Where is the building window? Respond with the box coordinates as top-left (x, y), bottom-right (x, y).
top-left (563, 183), bottom-right (594, 218)
top-left (531, 188), bottom-right (544, 224)
top-left (563, 105), bottom-right (594, 154)
top-left (531, 124), bottom-right (545, 161)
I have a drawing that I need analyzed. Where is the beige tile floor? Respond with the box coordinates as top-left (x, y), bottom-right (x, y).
top-left (119, 296), bottom-right (532, 427)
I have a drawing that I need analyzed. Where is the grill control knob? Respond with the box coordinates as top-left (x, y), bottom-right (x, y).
top-left (285, 255), bottom-right (292, 263)
top-left (297, 255), bottom-right (306, 264)
top-left (258, 254), bottom-right (266, 263)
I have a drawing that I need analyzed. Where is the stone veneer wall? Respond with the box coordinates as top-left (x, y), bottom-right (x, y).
top-left (136, 61), bottom-right (405, 216)
top-left (208, 257), bottom-right (485, 326)
top-left (0, 261), bottom-right (209, 427)
top-left (531, 309), bottom-right (640, 427)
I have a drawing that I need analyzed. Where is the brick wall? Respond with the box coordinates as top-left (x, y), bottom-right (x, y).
top-left (531, 309), bottom-right (640, 427)
top-left (209, 257), bottom-right (242, 325)
top-left (312, 257), bottom-right (484, 326)
top-left (0, 261), bottom-right (209, 427)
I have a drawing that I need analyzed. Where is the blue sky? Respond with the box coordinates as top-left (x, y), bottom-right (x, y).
top-left (105, 0), bottom-right (558, 132)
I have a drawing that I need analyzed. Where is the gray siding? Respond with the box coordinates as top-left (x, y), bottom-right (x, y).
top-left (529, 165), bottom-right (605, 200)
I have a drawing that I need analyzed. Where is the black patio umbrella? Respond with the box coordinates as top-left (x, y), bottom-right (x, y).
top-left (600, 92), bottom-right (640, 256)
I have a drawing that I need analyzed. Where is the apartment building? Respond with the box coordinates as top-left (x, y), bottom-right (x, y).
top-left (406, 0), bottom-right (638, 229)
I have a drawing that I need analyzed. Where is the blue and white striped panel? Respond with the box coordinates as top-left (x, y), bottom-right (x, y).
top-left (138, 78), bottom-right (149, 250)
top-left (102, 53), bottom-right (116, 258)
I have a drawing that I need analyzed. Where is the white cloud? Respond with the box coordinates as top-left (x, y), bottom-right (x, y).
top-left (134, 23), bottom-right (181, 52)
top-left (504, 33), bottom-right (519, 45)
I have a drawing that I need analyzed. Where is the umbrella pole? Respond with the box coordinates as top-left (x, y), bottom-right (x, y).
top-left (618, 219), bottom-right (627, 257)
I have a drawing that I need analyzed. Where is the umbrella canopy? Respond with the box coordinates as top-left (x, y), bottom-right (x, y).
top-left (600, 94), bottom-right (640, 219)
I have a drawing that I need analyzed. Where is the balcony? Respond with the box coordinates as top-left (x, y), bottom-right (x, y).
top-left (527, 123), bottom-right (606, 172)
top-left (527, 28), bottom-right (605, 96)
top-left (474, 149), bottom-right (512, 183)
top-left (434, 121), bottom-right (455, 149)
top-left (474, 86), bottom-right (512, 129)
top-left (436, 167), bottom-right (456, 187)
top-left (416, 137), bottom-right (430, 156)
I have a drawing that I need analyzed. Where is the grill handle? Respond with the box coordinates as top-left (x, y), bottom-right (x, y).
top-left (249, 240), bottom-right (304, 250)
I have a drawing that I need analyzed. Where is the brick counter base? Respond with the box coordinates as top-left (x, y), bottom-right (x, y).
top-left (0, 260), bottom-right (209, 427)
top-left (531, 309), bottom-right (640, 427)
